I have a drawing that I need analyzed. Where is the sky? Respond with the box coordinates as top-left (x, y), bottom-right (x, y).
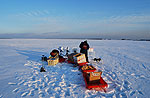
top-left (0, 0), bottom-right (150, 39)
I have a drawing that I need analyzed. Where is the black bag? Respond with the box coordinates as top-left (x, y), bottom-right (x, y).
top-left (41, 55), bottom-right (47, 61)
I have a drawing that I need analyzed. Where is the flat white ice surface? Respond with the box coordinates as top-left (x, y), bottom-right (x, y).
top-left (0, 39), bottom-right (150, 98)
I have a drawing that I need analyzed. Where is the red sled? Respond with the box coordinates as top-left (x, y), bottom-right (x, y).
top-left (67, 60), bottom-right (75, 64)
top-left (59, 57), bottom-right (67, 63)
top-left (78, 62), bottom-right (88, 66)
top-left (67, 60), bottom-right (88, 66)
top-left (83, 72), bottom-right (108, 90)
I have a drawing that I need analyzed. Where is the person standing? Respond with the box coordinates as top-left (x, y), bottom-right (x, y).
top-left (79, 40), bottom-right (90, 62)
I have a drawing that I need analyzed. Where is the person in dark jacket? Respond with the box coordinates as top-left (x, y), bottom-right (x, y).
top-left (79, 40), bottom-right (90, 62)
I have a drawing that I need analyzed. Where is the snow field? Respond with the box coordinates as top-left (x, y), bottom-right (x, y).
top-left (0, 39), bottom-right (150, 98)
top-left (10, 61), bottom-right (87, 98)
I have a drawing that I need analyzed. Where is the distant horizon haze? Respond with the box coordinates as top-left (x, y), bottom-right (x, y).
top-left (0, 32), bottom-right (149, 40)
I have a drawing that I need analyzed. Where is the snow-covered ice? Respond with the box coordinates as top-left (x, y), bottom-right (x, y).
top-left (0, 39), bottom-right (150, 98)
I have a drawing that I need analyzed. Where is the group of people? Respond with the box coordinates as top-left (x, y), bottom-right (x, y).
top-left (50, 40), bottom-right (90, 62)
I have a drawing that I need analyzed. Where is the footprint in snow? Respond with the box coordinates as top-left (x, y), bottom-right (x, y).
top-left (115, 86), bottom-right (122, 92)
top-left (141, 64), bottom-right (147, 69)
top-left (38, 91), bottom-right (45, 98)
top-left (30, 76), bottom-right (36, 81)
top-left (115, 93), bottom-right (120, 98)
top-left (129, 90), bottom-right (144, 97)
top-left (122, 80), bottom-right (131, 90)
top-left (104, 71), bottom-right (118, 82)
top-left (137, 90), bottom-right (144, 95)
top-left (21, 90), bottom-right (30, 97)
top-left (45, 87), bottom-right (52, 95)
top-left (18, 80), bottom-right (26, 85)
top-left (44, 75), bottom-right (50, 83)
top-left (129, 90), bottom-right (136, 96)
top-left (108, 72), bottom-right (117, 80)
top-left (28, 89), bottom-right (34, 96)
top-left (120, 92), bottom-right (127, 98)
top-left (65, 88), bottom-right (71, 96)
top-left (98, 91), bottom-right (115, 97)
top-left (13, 88), bottom-right (20, 93)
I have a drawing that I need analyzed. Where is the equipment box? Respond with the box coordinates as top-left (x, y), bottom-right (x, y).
top-left (89, 72), bottom-right (102, 81)
top-left (73, 53), bottom-right (86, 64)
top-left (47, 57), bottom-right (59, 66)
top-left (81, 65), bottom-right (96, 73)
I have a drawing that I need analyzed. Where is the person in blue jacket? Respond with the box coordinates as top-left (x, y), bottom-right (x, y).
top-left (79, 40), bottom-right (90, 62)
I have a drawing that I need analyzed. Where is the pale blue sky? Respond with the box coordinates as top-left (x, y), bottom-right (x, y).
top-left (0, 0), bottom-right (150, 39)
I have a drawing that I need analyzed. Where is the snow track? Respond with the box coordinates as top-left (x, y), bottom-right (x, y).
top-left (11, 61), bottom-right (85, 98)
top-left (9, 60), bottom-right (138, 98)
